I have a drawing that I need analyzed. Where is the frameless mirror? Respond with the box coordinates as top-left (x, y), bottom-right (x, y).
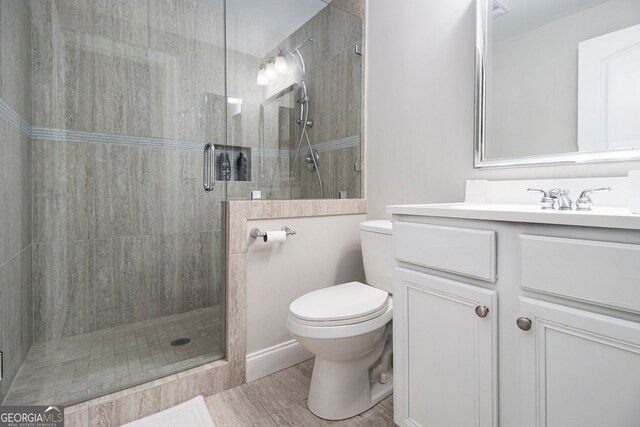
top-left (475, 0), bottom-right (640, 168)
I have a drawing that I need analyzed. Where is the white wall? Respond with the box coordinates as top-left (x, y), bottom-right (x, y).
top-left (245, 214), bottom-right (366, 380)
top-left (365, 0), bottom-right (640, 220)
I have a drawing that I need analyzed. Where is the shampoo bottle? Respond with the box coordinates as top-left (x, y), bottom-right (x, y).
top-left (220, 152), bottom-right (231, 181)
top-left (237, 152), bottom-right (248, 181)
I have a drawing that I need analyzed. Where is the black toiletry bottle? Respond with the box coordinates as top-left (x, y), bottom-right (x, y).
top-left (220, 152), bottom-right (231, 181)
top-left (237, 152), bottom-right (247, 181)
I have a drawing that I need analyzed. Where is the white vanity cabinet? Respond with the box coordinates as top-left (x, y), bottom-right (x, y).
top-left (391, 214), bottom-right (640, 427)
top-left (518, 297), bottom-right (640, 427)
top-left (394, 268), bottom-right (497, 427)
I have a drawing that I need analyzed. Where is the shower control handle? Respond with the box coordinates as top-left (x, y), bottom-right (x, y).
top-left (203, 143), bottom-right (215, 192)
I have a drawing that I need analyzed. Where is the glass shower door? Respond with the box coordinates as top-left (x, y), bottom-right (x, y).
top-left (1, 0), bottom-right (227, 406)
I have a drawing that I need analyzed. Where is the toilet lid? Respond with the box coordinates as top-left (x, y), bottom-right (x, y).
top-left (289, 282), bottom-right (389, 323)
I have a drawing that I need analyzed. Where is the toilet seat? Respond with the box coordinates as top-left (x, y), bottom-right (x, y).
top-left (290, 303), bottom-right (390, 327)
top-left (288, 297), bottom-right (393, 340)
top-left (289, 282), bottom-right (389, 327)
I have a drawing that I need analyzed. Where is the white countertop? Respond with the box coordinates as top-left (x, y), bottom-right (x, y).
top-left (388, 203), bottom-right (640, 230)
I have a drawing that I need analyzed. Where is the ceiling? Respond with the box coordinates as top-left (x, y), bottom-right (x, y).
top-left (226, 0), bottom-right (328, 41)
top-left (492, 0), bottom-right (612, 41)
top-left (194, 0), bottom-right (329, 57)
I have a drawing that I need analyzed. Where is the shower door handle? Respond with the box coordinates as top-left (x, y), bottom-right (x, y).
top-left (203, 143), bottom-right (215, 192)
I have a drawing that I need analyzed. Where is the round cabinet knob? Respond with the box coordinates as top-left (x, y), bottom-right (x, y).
top-left (475, 305), bottom-right (489, 318)
top-left (516, 317), bottom-right (532, 331)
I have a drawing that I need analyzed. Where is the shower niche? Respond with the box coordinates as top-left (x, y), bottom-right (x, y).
top-left (214, 145), bottom-right (253, 182)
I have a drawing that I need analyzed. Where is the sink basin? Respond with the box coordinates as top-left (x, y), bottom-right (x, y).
top-left (444, 203), bottom-right (631, 215)
top-left (445, 203), bottom-right (543, 212)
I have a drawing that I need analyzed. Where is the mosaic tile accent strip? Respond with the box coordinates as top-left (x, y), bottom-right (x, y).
top-left (31, 127), bottom-right (206, 151)
top-left (0, 97), bottom-right (31, 135)
top-left (254, 146), bottom-right (290, 158)
top-left (254, 135), bottom-right (361, 158)
top-left (2, 95), bottom-right (359, 158)
top-left (32, 128), bottom-right (360, 157)
top-left (306, 135), bottom-right (360, 154)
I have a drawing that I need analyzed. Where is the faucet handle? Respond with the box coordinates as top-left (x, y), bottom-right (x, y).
top-left (576, 187), bottom-right (611, 211)
top-left (527, 188), bottom-right (555, 210)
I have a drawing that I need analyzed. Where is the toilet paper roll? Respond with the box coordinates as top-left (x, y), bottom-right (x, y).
top-left (629, 170), bottom-right (640, 214)
top-left (262, 230), bottom-right (287, 243)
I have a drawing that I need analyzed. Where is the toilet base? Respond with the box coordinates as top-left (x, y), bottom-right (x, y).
top-left (307, 356), bottom-right (394, 420)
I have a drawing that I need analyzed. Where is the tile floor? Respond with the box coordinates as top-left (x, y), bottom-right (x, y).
top-left (206, 360), bottom-right (395, 426)
top-left (4, 306), bottom-right (223, 406)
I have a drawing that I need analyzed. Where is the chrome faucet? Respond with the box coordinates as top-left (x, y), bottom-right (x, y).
top-left (527, 188), bottom-right (555, 210)
top-left (575, 187), bottom-right (611, 211)
top-left (549, 188), bottom-right (573, 210)
top-left (528, 186), bottom-right (612, 211)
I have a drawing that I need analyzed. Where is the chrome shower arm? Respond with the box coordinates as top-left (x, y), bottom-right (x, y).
top-left (290, 48), bottom-right (307, 76)
top-left (287, 37), bottom-right (315, 76)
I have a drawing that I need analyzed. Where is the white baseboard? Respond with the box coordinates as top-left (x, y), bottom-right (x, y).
top-left (246, 339), bottom-right (314, 382)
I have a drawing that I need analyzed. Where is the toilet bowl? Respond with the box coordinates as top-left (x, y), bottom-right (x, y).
top-left (287, 220), bottom-right (393, 420)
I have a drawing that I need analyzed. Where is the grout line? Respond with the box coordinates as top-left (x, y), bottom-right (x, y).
top-left (244, 382), bottom-right (274, 420)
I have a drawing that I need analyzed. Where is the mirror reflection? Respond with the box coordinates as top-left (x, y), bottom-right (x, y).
top-left (484, 0), bottom-right (640, 161)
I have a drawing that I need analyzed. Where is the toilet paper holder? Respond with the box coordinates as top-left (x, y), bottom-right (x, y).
top-left (250, 226), bottom-right (296, 239)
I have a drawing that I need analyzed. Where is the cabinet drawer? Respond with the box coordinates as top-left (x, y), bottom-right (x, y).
top-left (520, 235), bottom-right (640, 313)
top-left (394, 221), bottom-right (497, 282)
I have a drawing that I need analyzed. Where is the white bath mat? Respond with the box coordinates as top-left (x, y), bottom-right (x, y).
top-left (121, 395), bottom-right (216, 427)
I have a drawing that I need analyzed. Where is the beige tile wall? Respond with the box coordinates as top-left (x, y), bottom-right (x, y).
top-left (260, 3), bottom-right (365, 200)
top-left (30, 0), bottom-right (227, 342)
top-left (0, 0), bottom-right (32, 404)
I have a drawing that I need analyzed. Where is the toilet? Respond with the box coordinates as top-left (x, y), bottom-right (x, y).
top-left (287, 220), bottom-right (393, 420)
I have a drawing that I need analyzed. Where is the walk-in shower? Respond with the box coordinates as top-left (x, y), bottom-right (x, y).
top-left (0, 0), bottom-right (362, 408)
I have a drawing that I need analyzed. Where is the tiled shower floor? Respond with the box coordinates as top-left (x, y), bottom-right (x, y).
top-left (3, 306), bottom-right (222, 406)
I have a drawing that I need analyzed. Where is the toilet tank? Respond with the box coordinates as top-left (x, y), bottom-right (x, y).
top-left (360, 220), bottom-right (393, 294)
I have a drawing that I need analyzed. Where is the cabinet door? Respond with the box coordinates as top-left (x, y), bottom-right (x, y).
top-left (519, 297), bottom-right (640, 427)
top-left (394, 268), bottom-right (497, 427)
